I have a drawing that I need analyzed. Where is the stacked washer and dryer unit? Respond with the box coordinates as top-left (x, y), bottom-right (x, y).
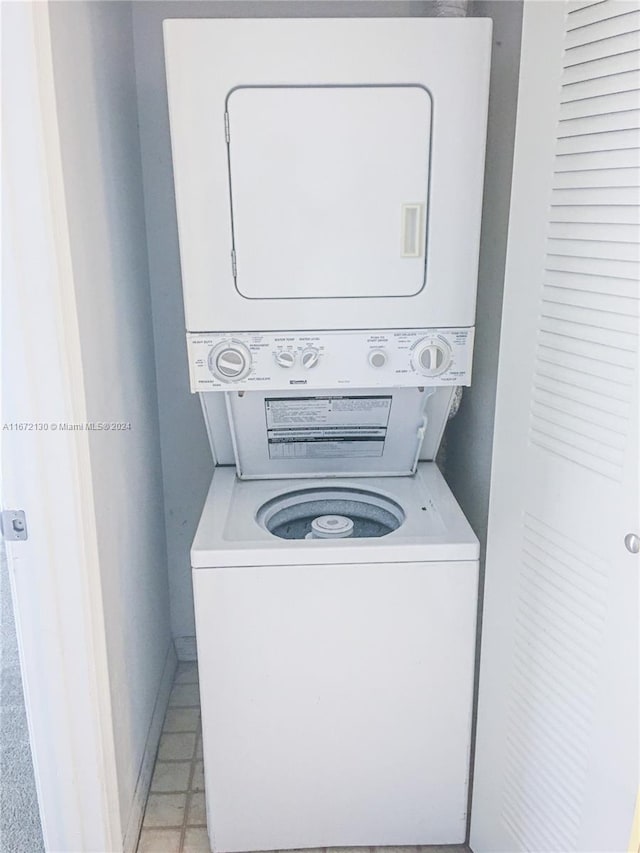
top-left (164, 18), bottom-right (491, 853)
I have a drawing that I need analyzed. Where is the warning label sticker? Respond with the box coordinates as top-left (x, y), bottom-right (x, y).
top-left (265, 396), bottom-right (392, 460)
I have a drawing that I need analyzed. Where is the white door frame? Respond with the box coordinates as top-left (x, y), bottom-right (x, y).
top-left (2, 3), bottom-right (121, 850)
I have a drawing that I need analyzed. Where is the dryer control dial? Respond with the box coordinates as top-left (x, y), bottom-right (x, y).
top-left (413, 338), bottom-right (453, 377)
top-left (208, 340), bottom-right (252, 381)
top-left (274, 350), bottom-right (296, 368)
top-left (301, 347), bottom-right (320, 369)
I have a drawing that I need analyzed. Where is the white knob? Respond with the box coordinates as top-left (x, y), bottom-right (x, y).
top-left (368, 349), bottom-right (388, 368)
top-left (208, 340), bottom-right (252, 382)
top-left (275, 350), bottom-right (296, 368)
top-left (413, 338), bottom-right (452, 377)
top-left (301, 347), bottom-right (320, 369)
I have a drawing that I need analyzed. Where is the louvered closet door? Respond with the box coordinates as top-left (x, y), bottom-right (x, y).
top-left (471, 2), bottom-right (639, 852)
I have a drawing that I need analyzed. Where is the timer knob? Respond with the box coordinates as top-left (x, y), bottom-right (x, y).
top-left (301, 347), bottom-right (320, 369)
top-left (413, 338), bottom-right (452, 377)
top-left (274, 350), bottom-right (296, 368)
top-left (208, 340), bottom-right (252, 382)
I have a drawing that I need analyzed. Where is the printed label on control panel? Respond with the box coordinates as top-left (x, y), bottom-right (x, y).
top-left (265, 396), bottom-right (391, 459)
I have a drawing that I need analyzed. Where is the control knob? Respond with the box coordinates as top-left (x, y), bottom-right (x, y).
top-left (274, 350), bottom-right (296, 368)
top-left (208, 340), bottom-right (252, 382)
top-left (368, 349), bottom-right (388, 368)
top-left (301, 347), bottom-right (320, 369)
top-left (412, 338), bottom-right (452, 377)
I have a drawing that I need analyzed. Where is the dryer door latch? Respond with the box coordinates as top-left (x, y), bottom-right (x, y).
top-left (1, 510), bottom-right (28, 541)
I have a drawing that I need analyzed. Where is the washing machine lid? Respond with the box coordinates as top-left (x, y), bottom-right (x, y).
top-left (191, 463), bottom-right (480, 567)
top-left (227, 84), bottom-right (431, 300)
top-left (224, 387), bottom-right (451, 479)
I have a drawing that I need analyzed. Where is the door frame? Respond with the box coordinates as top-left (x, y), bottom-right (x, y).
top-left (2, 2), bottom-right (121, 849)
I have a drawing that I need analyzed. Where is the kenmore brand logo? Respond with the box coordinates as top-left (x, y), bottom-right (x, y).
top-left (290, 379), bottom-right (308, 385)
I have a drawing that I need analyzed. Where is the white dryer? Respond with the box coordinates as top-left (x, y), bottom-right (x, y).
top-left (164, 17), bottom-right (491, 335)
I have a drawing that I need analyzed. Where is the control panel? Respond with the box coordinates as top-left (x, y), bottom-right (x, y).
top-left (186, 328), bottom-right (474, 392)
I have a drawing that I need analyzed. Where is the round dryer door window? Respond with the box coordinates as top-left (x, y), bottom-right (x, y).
top-left (256, 486), bottom-right (405, 540)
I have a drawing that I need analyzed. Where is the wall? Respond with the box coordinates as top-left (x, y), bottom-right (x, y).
top-left (132, 0), bottom-right (436, 648)
top-left (48, 1), bottom-right (173, 839)
top-left (443, 0), bottom-right (524, 560)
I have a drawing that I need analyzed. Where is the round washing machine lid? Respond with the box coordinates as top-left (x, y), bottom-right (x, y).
top-left (255, 485), bottom-right (406, 540)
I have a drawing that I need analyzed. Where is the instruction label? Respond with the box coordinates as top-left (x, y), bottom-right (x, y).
top-left (265, 396), bottom-right (392, 459)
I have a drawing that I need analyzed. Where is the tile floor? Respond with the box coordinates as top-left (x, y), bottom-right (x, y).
top-left (137, 662), bottom-right (469, 853)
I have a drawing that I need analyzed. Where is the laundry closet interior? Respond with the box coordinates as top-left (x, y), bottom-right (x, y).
top-left (38, 1), bottom-right (638, 852)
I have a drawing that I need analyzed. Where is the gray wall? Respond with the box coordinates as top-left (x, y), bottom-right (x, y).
top-left (442, 0), bottom-right (524, 563)
top-left (132, 0), bottom-right (444, 647)
top-left (49, 1), bottom-right (172, 834)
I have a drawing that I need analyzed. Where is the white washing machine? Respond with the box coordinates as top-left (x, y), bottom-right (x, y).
top-left (164, 16), bottom-right (491, 853)
top-left (192, 463), bottom-right (479, 852)
top-left (189, 383), bottom-right (479, 851)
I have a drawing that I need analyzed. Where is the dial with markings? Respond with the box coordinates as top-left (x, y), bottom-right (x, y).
top-left (412, 338), bottom-right (452, 377)
top-left (208, 340), bottom-right (252, 381)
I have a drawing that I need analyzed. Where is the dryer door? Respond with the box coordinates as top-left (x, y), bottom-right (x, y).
top-left (227, 85), bottom-right (431, 301)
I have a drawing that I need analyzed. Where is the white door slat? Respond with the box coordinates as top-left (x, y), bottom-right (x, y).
top-left (553, 166), bottom-right (640, 188)
top-left (545, 252), bottom-right (640, 281)
top-left (565, 8), bottom-right (640, 47)
top-left (544, 268), bottom-right (640, 298)
top-left (565, 0), bottom-right (613, 16)
top-left (551, 184), bottom-right (640, 204)
top-left (541, 299), bottom-right (640, 334)
top-left (534, 357), bottom-right (633, 401)
top-left (550, 203), bottom-right (640, 223)
top-left (566, 0), bottom-right (616, 28)
top-left (560, 88), bottom-right (640, 118)
top-left (538, 327), bottom-right (638, 368)
top-left (555, 146), bottom-right (640, 169)
top-left (542, 282), bottom-right (640, 317)
top-left (562, 48), bottom-right (640, 83)
top-left (561, 67), bottom-right (640, 100)
top-left (535, 342), bottom-right (634, 384)
top-left (546, 236), bottom-right (640, 260)
top-left (532, 384), bottom-right (629, 431)
top-left (564, 30), bottom-right (640, 67)
top-left (548, 220), bottom-right (640, 240)
top-left (556, 127), bottom-right (640, 154)
top-left (558, 108), bottom-right (640, 134)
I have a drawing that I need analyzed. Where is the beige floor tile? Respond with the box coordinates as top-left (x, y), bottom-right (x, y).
top-left (150, 761), bottom-right (191, 793)
top-left (415, 848), bottom-right (468, 852)
top-left (183, 826), bottom-right (211, 852)
top-left (374, 848), bottom-right (415, 853)
top-left (163, 707), bottom-right (200, 733)
top-left (329, 848), bottom-right (372, 853)
top-left (137, 828), bottom-right (182, 853)
top-left (186, 791), bottom-right (207, 826)
top-left (169, 683), bottom-right (200, 707)
top-left (175, 662), bottom-right (199, 684)
top-left (157, 732), bottom-right (197, 761)
top-left (142, 793), bottom-right (187, 828)
top-left (191, 760), bottom-right (205, 792)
